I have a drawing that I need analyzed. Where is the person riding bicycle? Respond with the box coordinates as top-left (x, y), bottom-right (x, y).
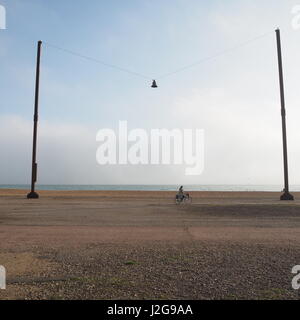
top-left (175, 186), bottom-right (191, 204)
top-left (178, 186), bottom-right (184, 200)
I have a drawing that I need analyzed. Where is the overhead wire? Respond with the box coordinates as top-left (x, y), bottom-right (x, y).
top-left (42, 28), bottom-right (284, 82)
top-left (44, 41), bottom-right (152, 80)
top-left (156, 30), bottom-right (275, 80)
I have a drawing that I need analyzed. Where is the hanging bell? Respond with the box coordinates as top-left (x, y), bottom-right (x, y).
top-left (151, 80), bottom-right (158, 88)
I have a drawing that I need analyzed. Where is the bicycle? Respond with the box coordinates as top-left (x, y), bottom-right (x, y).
top-left (175, 193), bottom-right (192, 205)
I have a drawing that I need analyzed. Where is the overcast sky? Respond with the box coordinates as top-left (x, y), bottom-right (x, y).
top-left (0, 0), bottom-right (299, 186)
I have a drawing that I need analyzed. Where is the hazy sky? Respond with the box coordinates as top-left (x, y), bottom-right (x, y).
top-left (0, 0), bottom-right (299, 186)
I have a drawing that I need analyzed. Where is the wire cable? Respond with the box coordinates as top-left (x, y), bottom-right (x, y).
top-left (156, 30), bottom-right (275, 80)
top-left (43, 41), bottom-right (152, 80)
top-left (43, 29), bottom-right (277, 82)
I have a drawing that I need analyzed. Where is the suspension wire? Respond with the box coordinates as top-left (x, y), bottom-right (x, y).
top-left (43, 41), bottom-right (152, 80)
top-left (43, 28), bottom-right (278, 82)
top-left (156, 30), bottom-right (275, 80)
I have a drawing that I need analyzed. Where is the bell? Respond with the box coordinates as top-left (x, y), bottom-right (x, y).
top-left (151, 80), bottom-right (158, 88)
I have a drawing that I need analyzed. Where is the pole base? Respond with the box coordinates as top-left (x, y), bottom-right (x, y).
top-left (280, 192), bottom-right (294, 201)
top-left (27, 191), bottom-right (39, 199)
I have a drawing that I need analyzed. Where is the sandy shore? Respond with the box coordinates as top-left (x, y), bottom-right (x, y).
top-left (0, 189), bottom-right (300, 300)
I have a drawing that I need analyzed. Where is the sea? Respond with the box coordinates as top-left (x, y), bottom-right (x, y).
top-left (1, 185), bottom-right (300, 192)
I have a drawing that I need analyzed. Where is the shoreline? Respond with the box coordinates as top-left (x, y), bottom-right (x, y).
top-left (1, 188), bottom-right (298, 195)
top-left (1, 184), bottom-right (299, 192)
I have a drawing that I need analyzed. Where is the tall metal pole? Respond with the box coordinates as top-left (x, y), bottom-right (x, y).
top-left (27, 40), bottom-right (42, 199)
top-left (275, 29), bottom-right (294, 201)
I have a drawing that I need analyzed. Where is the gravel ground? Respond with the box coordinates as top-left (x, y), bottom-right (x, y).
top-left (0, 190), bottom-right (300, 300)
top-left (1, 241), bottom-right (300, 300)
